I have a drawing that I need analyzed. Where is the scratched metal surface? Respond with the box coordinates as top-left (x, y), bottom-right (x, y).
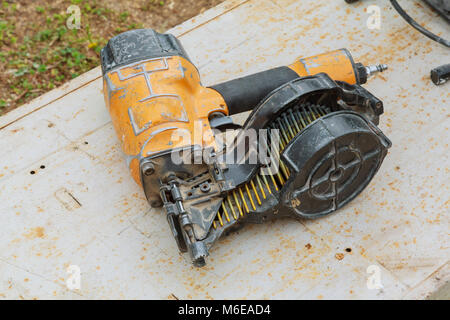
top-left (0, 0), bottom-right (448, 300)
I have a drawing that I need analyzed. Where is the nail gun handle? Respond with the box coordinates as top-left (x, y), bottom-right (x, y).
top-left (209, 67), bottom-right (299, 115)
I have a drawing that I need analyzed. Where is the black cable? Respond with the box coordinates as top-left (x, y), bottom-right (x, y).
top-left (390, 0), bottom-right (450, 48)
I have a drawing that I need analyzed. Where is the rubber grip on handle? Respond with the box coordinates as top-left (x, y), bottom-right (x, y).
top-left (209, 66), bottom-right (299, 115)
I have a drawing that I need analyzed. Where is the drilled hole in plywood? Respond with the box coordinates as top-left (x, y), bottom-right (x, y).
top-left (40, 165), bottom-right (45, 169)
top-left (30, 170), bottom-right (35, 175)
top-left (84, 141), bottom-right (89, 145)
top-left (345, 248), bottom-right (352, 253)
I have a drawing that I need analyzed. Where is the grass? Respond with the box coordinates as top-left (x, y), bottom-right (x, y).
top-left (0, 0), bottom-right (124, 113)
top-left (0, 0), bottom-right (224, 115)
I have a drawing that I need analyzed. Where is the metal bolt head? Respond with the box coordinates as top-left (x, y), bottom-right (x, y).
top-left (200, 182), bottom-right (211, 193)
top-left (142, 162), bottom-right (155, 176)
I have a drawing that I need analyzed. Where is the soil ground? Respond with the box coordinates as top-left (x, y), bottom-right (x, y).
top-left (0, 0), bottom-right (225, 115)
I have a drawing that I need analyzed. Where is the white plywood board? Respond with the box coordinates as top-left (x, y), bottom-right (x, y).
top-left (0, 0), bottom-right (448, 300)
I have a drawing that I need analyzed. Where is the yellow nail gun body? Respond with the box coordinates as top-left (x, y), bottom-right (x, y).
top-left (101, 29), bottom-right (390, 266)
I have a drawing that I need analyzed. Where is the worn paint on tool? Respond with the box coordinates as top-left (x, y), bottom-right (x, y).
top-left (289, 49), bottom-right (357, 84)
top-left (103, 56), bottom-right (227, 185)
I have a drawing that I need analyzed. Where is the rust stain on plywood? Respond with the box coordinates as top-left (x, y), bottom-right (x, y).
top-left (23, 227), bottom-right (45, 239)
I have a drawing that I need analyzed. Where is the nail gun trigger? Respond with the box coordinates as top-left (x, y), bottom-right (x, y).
top-left (209, 115), bottom-right (242, 131)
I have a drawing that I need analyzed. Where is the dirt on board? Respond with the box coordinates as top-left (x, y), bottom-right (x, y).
top-left (0, 0), bottom-right (225, 115)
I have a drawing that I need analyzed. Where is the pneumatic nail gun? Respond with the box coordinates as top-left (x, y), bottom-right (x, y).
top-left (101, 29), bottom-right (391, 267)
